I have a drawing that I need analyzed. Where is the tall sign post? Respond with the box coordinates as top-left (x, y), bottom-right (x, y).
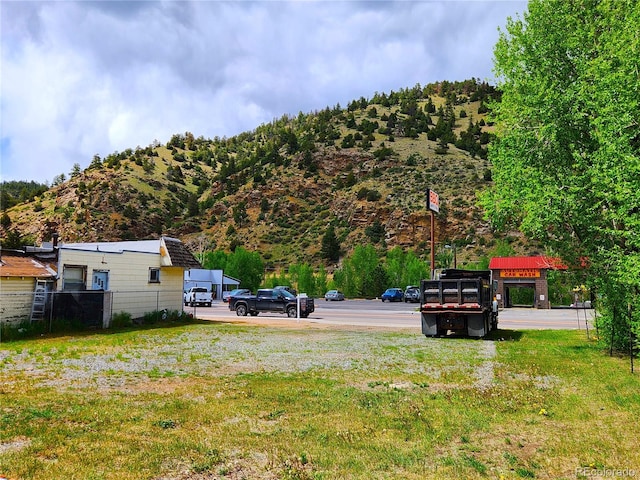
top-left (426, 189), bottom-right (440, 279)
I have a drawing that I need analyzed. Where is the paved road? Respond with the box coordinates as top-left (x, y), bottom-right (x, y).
top-left (187, 299), bottom-right (595, 331)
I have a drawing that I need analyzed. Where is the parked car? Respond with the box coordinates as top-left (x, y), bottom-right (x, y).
top-left (404, 286), bottom-right (420, 303)
top-left (381, 288), bottom-right (404, 302)
top-left (275, 285), bottom-right (297, 296)
top-left (222, 288), bottom-right (251, 303)
top-left (324, 290), bottom-right (345, 301)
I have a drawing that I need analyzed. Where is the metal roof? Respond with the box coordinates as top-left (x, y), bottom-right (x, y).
top-left (0, 253), bottom-right (57, 278)
top-left (489, 256), bottom-right (567, 270)
top-left (59, 236), bottom-right (201, 269)
top-left (59, 239), bottom-right (162, 254)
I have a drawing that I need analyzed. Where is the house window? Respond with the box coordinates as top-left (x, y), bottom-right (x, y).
top-left (149, 268), bottom-right (161, 283)
top-left (63, 265), bottom-right (87, 291)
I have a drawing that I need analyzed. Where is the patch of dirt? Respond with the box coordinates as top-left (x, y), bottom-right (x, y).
top-left (0, 436), bottom-right (31, 454)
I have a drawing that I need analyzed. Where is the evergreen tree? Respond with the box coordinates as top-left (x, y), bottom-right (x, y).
top-left (321, 225), bottom-right (340, 262)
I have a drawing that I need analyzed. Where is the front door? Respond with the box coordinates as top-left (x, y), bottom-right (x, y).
top-left (92, 270), bottom-right (109, 290)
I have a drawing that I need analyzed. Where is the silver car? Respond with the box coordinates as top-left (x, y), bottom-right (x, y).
top-left (324, 290), bottom-right (345, 301)
top-left (404, 286), bottom-right (420, 303)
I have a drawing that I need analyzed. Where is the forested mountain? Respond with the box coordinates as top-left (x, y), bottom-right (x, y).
top-left (1, 79), bottom-right (536, 268)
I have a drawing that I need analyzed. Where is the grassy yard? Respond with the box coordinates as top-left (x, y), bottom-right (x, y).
top-left (0, 322), bottom-right (638, 479)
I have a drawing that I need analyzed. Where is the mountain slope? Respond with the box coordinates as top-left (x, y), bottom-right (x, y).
top-left (2, 80), bottom-right (535, 268)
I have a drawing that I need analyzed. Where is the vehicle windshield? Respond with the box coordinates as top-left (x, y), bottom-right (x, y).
top-left (279, 289), bottom-right (296, 299)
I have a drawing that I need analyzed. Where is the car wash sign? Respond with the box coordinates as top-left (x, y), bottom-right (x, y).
top-left (427, 189), bottom-right (440, 213)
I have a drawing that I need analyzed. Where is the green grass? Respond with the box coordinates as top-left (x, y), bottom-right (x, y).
top-left (0, 326), bottom-right (639, 479)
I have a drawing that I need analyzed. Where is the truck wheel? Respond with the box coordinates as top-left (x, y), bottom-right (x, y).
top-left (287, 306), bottom-right (297, 318)
top-left (236, 304), bottom-right (248, 316)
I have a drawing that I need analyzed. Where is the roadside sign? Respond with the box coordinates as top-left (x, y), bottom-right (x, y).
top-left (427, 189), bottom-right (440, 213)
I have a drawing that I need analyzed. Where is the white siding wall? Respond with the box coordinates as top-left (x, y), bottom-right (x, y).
top-left (0, 277), bottom-right (35, 323)
top-left (58, 249), bottom-right (184, 319)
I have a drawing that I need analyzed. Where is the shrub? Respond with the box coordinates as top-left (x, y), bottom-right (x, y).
top-left (111, 312), bottom-right (133, 329)
top-left (142, 309), bottom-right (194, 325)
top-left (0, 320), bottom-right (43, 341)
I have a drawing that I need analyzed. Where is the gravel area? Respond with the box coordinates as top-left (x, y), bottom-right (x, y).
top-left (0, 323), bottom-right (497, 391)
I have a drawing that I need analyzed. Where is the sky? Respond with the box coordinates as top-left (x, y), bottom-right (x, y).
top-left (0, 0), bottom-right (527, 184)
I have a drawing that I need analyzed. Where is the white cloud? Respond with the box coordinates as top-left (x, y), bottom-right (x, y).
top-left (0, 0), bottom-right (527, 183)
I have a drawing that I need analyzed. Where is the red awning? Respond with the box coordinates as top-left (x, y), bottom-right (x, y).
top-left (489, 256), bottom-right (567, 270)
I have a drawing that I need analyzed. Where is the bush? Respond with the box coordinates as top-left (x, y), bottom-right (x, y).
top-left (111, 312), bottom-right (133, 329)
top-left (0, 320), bottom-right (45, 342)
top-left (142, 309), bottom-right (194, 325)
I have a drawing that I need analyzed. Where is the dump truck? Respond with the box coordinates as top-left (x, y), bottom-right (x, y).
top-left (420, 269), bottom-right (497, 338)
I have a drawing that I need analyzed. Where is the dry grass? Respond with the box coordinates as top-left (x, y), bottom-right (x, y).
top-left (1, 324), bottom-right (638, 479)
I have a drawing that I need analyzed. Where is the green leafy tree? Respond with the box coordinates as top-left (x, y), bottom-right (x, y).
top-left (385, 247), bottom-right (430, 288)
top-left (225, 247), bottom-right (264, 292)
top-left (296, 264), bottom-right (316, 296)
top-left (481, 0), bottom-right (640, 351)
top-left (203, 250), bottom-right (229, 270)
top-left (335, 245), bottom-right (384, 298)
top-left (316, 265), bottom-right (328, 295)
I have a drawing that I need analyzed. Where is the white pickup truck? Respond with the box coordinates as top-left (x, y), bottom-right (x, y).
top-left (183, 287), bottom-right (213, 307)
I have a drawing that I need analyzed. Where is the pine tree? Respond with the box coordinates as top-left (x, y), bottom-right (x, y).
top-left (321, 225), bottom-right (341, 262)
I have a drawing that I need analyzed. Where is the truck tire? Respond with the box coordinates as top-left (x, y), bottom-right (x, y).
top-left (287, 306), bottom-right (297, 318)
top-left (236, 304), bottom-right (248, 316)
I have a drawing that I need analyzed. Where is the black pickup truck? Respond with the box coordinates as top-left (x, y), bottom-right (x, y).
top-left (229, 288), bottom-right (315, 318)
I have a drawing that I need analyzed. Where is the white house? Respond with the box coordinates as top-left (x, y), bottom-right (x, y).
top-left (184, 269), bottom-right (240, 300)
top-left (57, 237), bottom-right (201, 319)
top-left (0, 251), bottom-right (57, 324)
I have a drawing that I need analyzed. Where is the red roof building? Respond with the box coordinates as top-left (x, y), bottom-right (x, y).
top-left (489, 256), bottom-right (567, 309)
top-left (489, 256), bottom-right (567, 270)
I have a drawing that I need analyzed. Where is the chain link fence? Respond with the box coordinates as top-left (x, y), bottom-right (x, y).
top-left (0, 289), bottom-right (187, 340)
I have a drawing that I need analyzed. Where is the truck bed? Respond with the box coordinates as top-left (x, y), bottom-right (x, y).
top-left (419, 270), bottom-right (495, 338)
